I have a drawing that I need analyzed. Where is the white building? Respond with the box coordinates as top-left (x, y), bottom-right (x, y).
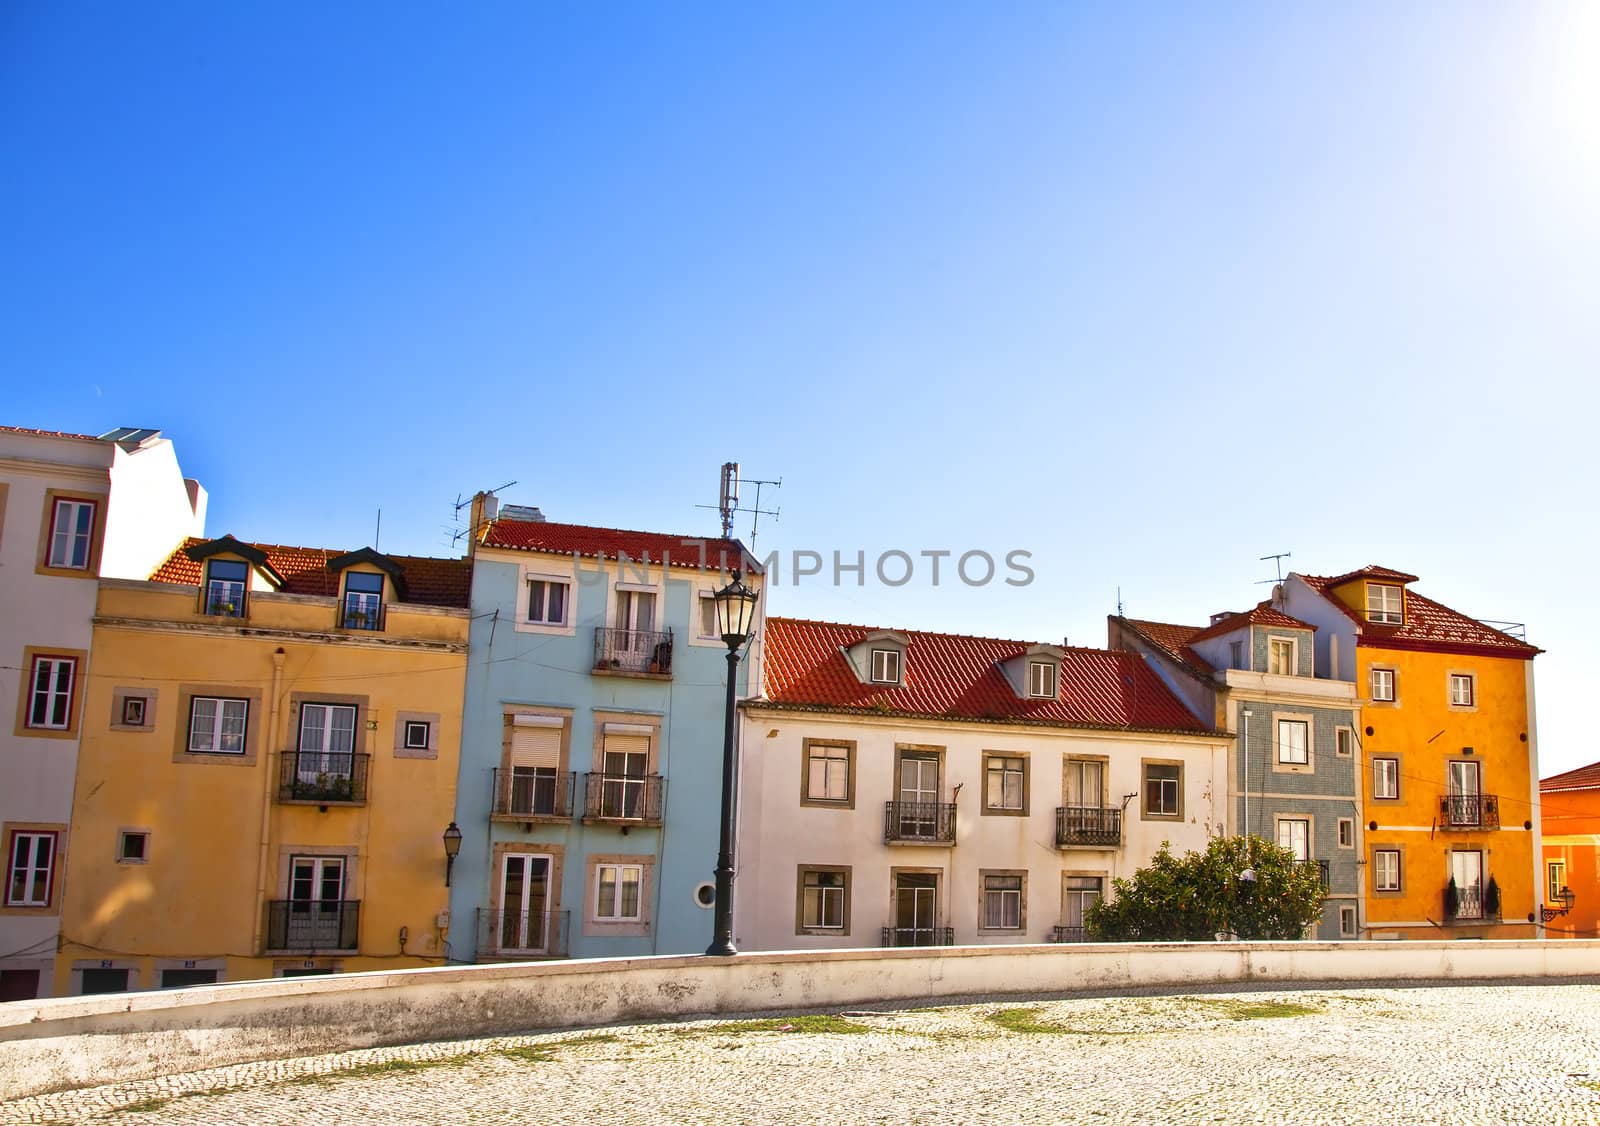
top-left (0, 426), bottom-right (205, 1000)
top-left (735, 617), bottom-right (1231, 951)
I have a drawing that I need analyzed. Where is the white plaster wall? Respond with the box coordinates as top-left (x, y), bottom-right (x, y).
top-left (3, 940), bottom-right (1597, 1102)
top-left (101, 438), bottom-right (207, 580)
top-left (734, 709), bottom-right (1228, 952)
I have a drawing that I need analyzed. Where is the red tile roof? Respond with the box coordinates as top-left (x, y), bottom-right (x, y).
top-left (759, 617), bottom-right (1217, 735)
top-left (481, 518), bottom-right (762, 574)
top-left (1120, 618), bottom-right (1214, 677)
top-left (1186, 601), bottom-right (1317, 645)
top-left (151, 538), bottom-right (471, 608)
top-left (0, 424), bottom-right (103, 442)
top-left (1541, 761), bottom-right (1600, 794)
top-left (1297, 568), bottom-right (1540, 660)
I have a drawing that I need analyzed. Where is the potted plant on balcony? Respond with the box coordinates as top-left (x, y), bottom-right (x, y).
top-left (1444, 876), bottom-right (1460, 920)
top-left (210, 600), bottom-right (236, 616)
top-left (1484, 876), bottom-right (1501, 920)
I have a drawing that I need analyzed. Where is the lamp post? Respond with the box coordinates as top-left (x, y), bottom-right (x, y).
top-left (706, 574), bottom-right (761, 957)
top-left (442, 821), bottom-right (462, 887)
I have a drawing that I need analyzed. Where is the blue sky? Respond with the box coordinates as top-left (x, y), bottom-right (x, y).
top-left (4, 3), bottom-right (1596, 772)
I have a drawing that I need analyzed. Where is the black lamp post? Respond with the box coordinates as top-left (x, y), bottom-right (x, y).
top-left (442, 821), bottom-right (463, 887)
top-left (706, 574), bottom-right (761, 957)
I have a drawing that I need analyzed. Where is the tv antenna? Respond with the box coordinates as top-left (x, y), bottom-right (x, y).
top-left (697, 461), bottom-right (780, 548)
top-left (451, 480), bottom-right (518, 547)
top-left (1256, 551), bottom-right (1292, 585)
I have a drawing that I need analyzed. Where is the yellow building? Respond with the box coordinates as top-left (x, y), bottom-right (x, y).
top-left (1286, 567), bottom-right (1542, 939)
top-left (55, 535), bottom-right (470, 993)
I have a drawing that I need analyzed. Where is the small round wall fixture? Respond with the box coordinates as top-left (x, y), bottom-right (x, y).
top-left (1366, 726), bottom-right (1375, 737)
top-left (693, 882), bottom-right (716, 909)
top-left (1369, 821), bottom-right (1378, 831)
top-left (1521, 733), bottom-right (1528, 742)
top-left (1525, 820), bottom-right (1533, 830)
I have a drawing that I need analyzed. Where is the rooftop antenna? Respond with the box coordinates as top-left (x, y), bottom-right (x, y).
top-left (697, 461), bottom-right (780, 548)
top-left (451, 480), bottom-right (517, 547)
top-left (1117, 586), bottom-right (1125, 617)
top-left (1256, 552), bottom-right (1292, 585)
top-left (375, 508), bottom-right (382, 551)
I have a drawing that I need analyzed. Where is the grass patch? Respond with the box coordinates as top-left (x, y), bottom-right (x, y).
top-left (1579, 1080), bottom-right (1600, 1092)
top-left (500, 1046), bottom-right (558, 1063)
top-left (984, 1008), bottom-right (1140, 1037)
top-left (1187, 998), bottom-right (1322, 1020)
top-left (117, 1096), bottom-right (175, 1113)
top-left (671, 1014), bottom-right (871, 1037)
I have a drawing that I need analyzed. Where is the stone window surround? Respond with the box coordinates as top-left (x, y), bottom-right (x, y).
top-left (892, 744), bottom-right (946, 802)
top-left (1271, 712), bottom-right (1315, 775)
top-left (115, 827), bottom-right (152, 865)
top-left (1371, 843), bottom-right (1404, 895)
top-left (975, 867), bottom-right (1028, 934)
top-left (394, 711), bottom-right (441, 759)
top-left (1368, 663), bottom-right (1400, 706)
top-left (794, 863), bottom-right (853, 937)
top-left (1337, 817), bottom-right (1356, 849)
top-left (110, 686), bottom-right (158, 733)
top-left (887, 864), bottom-right (945, 930)
top-left (488, 841), bottom-right (566, 952)
top-left (799, 738), bottom-right (856, 810)
top-left (590, 710), bottom-right (662, 775)
top-left (1272, 812), bottom-right (1315, 862)
top-left (1139, 758), bottom-right (1184, 821)
top-left (1446, 669), bottom-right (1478, 712)
top-left (980, 750), bottom-right (1030, 817)
top-left (35, 487), bottom-right (109, 579)
top-left (0, 821), bottom-right (67, 916)
top-left (1372, 754), bottom-right (1402, 802)
top-left (171, 684), bottom-right (266, 767)
top-left (582, 853), bottom-right (655, 938)
top-left (14, 645), bottom-right (88, 740)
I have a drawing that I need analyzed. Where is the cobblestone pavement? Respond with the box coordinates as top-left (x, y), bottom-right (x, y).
top-left (6, 984), bottom-right (1600, 1124)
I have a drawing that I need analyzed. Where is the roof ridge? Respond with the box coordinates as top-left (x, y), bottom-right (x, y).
top-left (487, 516), bottom-right (746, 544)
top-left (768, 616), bottom-right (1139, 658)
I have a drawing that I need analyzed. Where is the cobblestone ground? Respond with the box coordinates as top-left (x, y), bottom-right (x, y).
top-left (6, 984), bottom-right (1600, 1125)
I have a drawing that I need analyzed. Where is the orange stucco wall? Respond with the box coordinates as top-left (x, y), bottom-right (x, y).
top-left (1540, 786), bottom-right (1600, 939)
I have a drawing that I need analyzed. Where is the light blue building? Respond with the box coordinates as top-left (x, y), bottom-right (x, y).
top-left (447, 494), bottom-right (762, 962)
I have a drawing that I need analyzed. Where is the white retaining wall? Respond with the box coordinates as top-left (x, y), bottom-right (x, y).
top-left (4, 940), bottom-right (1599, 1101)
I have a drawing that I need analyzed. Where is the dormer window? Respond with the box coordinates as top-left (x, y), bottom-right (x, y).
top-left (1027, 660), bottom-right (1058, 699)
top-left (205, 560), bottom-right (248, 617)
top-left (1366, 583), bottom-right (1403, 624)
top-left (342, 572), bottom-right (384, 630)
top-left (870, 648), bottom-right (902, 684)
top-left (1267, 637), bottom-right (1296, 676)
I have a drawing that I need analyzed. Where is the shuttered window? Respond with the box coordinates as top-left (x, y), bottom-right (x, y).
top-left (511, 723), bottom-right (561, 771)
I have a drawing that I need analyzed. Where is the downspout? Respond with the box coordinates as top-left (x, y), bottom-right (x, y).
top-left (1241, 708), bottom-right (1252, 840)
top-left (251, 647), bottom-right (287, 955)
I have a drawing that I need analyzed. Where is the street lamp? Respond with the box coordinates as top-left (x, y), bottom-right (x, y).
top-left (706, 574), bottom-right (761, 956)
top-left (442, 821), bottom-right (463, 887)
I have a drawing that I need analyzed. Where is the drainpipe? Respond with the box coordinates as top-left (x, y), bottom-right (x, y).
top-left (251, 647), bottom-right (288, 955)
top-left (1241, 709), bottom-right (1253, 840)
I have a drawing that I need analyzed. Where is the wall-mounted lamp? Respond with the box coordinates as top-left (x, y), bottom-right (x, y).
top-left (1542, 886), bottom-right (1577, 923)
top-left (442, 821), bottom-right (462, 886)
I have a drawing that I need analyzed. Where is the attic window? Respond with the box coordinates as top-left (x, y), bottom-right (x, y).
top-left (870, 648), bottom-right (902, 685)
top-left (1366, 583), bottom-right (1403, 624)
top-left (204, 560), bottom-right (248, 618)
top-left (1027, 660), bottom-right (1057, 699)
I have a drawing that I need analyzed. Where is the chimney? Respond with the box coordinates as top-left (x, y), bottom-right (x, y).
top-left (467, 491), bottom-right (499, 558)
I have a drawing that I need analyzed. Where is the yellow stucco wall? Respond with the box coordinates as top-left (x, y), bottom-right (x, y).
top-left (1359, 644), bottom-right (1537, 938)
top-left (55, 565), bottom-right (468, 992)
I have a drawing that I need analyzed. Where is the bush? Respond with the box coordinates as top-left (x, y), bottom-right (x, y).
top-left (1086, 836), bottom-right (1327, 941)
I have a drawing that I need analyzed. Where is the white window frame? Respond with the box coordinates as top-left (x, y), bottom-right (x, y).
top-left (188, 696), bottom-right (249, 755)
top-left (1339, 906), bottom-right (1358, 936)
top-left (697, 592), bottom-right (720, 640)
top-left (1449, 674), bottom-right (1475, 707)
top-left (1276, 719), bottom-right (1310, 765)
top-left (1370, 667), bottom-right (1396, 702)
top-left (801, 869), bottom-right (846, 930)
top-left (1335, 727), bottom-right (1354, 757)
top-left (116, 830), bottom-right (150, 864)
top-left (204, 559), bottom-right (249, 618)
top-left (594, 863), bottom-right (644, 922)
top-left (6, 830), bottom-right (57, 907)
top-left (1548, 860), bottom-right (1567, 903)
top-left (403, 720), bottom-right (431, 750)
top-left (1275, 817), bottom-right (1311, 862)
top-left (984, 755), bottom-right (1025, 812)
top-left (1267, 636), bottom-right (1297, 676)
top-left (1366, 583), bottom-right (1403, 624)
top-left (1027, 660), bottom-right (1057, 699)
top-left (1373, 757), bottom-right (1399, 800)
top-left (25, 655), bottom-right (76, 731)
top-left (526, 577), bottom-right (570, 627)
top-left (1374, 848), bottom-right (1401, 892)
top-left (805, 744), bottom-right (850, 803)
top-left (870, 648), bottom-right (902, 685)
top-left (1337, 818), bottom-right (1354, 848)
top-left (982, 874), bottom-right (1023, 930)
top-left (1143, 762), bottom-right (1181, 817)
top-left (47, 497), bottom-right (96, 570)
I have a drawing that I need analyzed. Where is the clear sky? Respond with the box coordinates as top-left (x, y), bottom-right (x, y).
top-left (4, 4), bottom-right (1596, 773)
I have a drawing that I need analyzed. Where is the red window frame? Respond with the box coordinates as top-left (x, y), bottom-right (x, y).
top-left (45, 496), bottom-right (99, 571)
top-left (25, 653), bottom-right (78, 731)
top-left (6, 829), bottom-right (59, 908)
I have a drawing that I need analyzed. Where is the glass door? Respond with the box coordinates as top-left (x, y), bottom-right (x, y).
top-left (299, 703), bottom-right (357, 788)
top-left (498, 854), bottom-right (551, 953)
top-left (1448, 760), bottom-right (1481, 826)
top-left (1451, 850), bottom-right (1484, 919)
top-left (1061, 875), bottom-right (1103, 941)
top-left (898, 755), bottom-right (940, 838)
top-left (288, 856), bottom-right (345, 948)
top-left (894, 873), bottom-right (938, 946)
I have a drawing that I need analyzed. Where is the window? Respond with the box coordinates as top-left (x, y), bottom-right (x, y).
top-left (1229, 640), bottom-right (1244, 669)
top-left (1335, 727), bottom-right (1354, 757)
top-left (296, 703), bottom-right (356, 790)
top-left (1276, 818), bottom-right (1310, 861)
top-left (188, 696), bottom-right (249, 754)
top-left (403, 721), bottom-right (431, 750)
top-left (1339, 906), bottom-right (1357, 937)
top-left (1064, 758), bottom-right (1105, 808)
top-left (615, 589), bottom-right (656, 634)
top-left (161, 968), bottom-right (219, 989)
top-left (1366, 583), bottom-right (1403, 624)
top-left (1061, 876), bottom-right (1103, 941)
top-left (6, 831), bottom-right (56, 907)
top-left (46, 497), bottom-right (96, 570)
top-left (1373, 758), bottom-right (1399, 800)
top-left (1028, 661), bottom-right (1057, 699)
top-left (1374, 848), bottom-right (1401, 892)
top-left (1449, 674), bottom-right (1475, 707)
top-left (1143, 762), bottom-right (1181, 817)
top-left (497, 853), bottom-right (554, 952)
top-left (25, 655), bottom-right (75, 730)
top-left (594, 863), bottom-right (643, 921)
top-left (871, 647), bottom-right (902, 684)
top-left (527, 578), bottom-right (569, 626)
top-left (804, 742), bottom-right (852, 805)
top-left (342, 571), bottom-right (383, 630)
top-left (1268, 637), bottom-right (1296, 676)
top-left (204, 559), bottom-right (248, 617)
top-left (508, 717), bottom-right (563, 816)
top-left (799, 868), bottom-right (848, 931)
top-left (1549, 861), bottom-right (1568, 903)
top-left (984, 754), bottom-right (1026, 813)
top-left (117, 831), bottom-right (149, 864)
top-left (982, 874), bottom-right (1023, 930)
top-left (600, 733), bottom-right (649, 819)
top-left (121, 697), bottom-right (147, 727)
top-left (1370, 668), bottom-right (1396, 702)
top-left (80, 968), bottom-right (130, 995)
top-left (698, 593), bottom-right (719, 639)
top-left (1277, 719), bottom-right (1309, 765)
top-left (1337, 818), bottom-right (1354, 847)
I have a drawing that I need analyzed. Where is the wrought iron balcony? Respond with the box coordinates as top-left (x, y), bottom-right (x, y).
top-left (277, 752), bottom-right (369, 804)
top-left (1055, 805), bottom-right (1122, 848)
top-left (491, 767), bottom-right (576, 820)
top-left (476, 909), bottom-right (570, 959)
top-left (583, 772), bottom-right (665, 824)
top-left (1443, 884), bottom-right (1500, 924)
top-left (1050, 925), bottom-right (1090, 943)
top-left (1439, 794), bottom-right (1500, 830)
top-left (1295, 858), bottom-right (1331, 890)
top-left (881, 926), bottom-right (955, 948)
top-left (266, 900), bottom-right (360, 951)
top-left (883, 801), bottom-right (957, 844)
top-left (593, 628), bottom-right (674, 676)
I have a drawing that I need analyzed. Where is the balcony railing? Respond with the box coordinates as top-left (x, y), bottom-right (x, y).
top-left (583, 772), bottom-right (665, 824)
top-left (882, 926), bottom-right (955, 948)
top-left (277, 752), bottom-right (369, 804)
top-left (1439, 794), bottom-right (1500, 830)
top-left (1444, 884), bottom-right (1500, 924)
top-left (266, 900), bottom-right (360, 951)
top-left (883, 801), bottom-right (957, 844)
top-left (492, 767), bottom-right (576, 820)
top-left (340, 603), bottom-right (384, 631)
top-left (1055, 805), bottom-right (1122, 848)
top-left (476, 909), bottom-right (570, 959)
top-left (593, 628), bottom-right (674, 676)
top-left (1295, 858), bottom-right (1331, 890)
top-left (1050, 925), bottom-right (1090, 943)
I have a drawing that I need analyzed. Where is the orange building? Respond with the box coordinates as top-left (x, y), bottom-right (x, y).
top-left (1539, 762), bottom-right (1598, 939)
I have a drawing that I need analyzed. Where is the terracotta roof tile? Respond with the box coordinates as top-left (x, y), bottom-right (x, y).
top-left (151, 538), bottom-right (470, 608)
top-left (1541, 761), bottom-right (1600, 793)
top-left (1186, 601), bottom-right (1318, 645)
top-left (1297, 568), bottom-right (1539, 659)
top-left (1119, 618), bottom-right (1214, 677)
top-left (481, 519), bottom-right (762, 574)
top-left (760, 617), bottom-right (1216, 735)
top-left (0, 424), bottom-right (103, 442)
